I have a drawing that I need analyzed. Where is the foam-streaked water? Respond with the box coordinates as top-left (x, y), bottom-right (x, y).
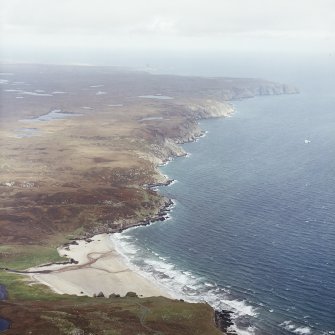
top-left (112, 64), bottom-right (335, 334)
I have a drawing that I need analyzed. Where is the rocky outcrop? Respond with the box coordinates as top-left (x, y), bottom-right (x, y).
top-left (214, 310), bottom-right (236, 334)
top-left (125, 291), bottom-right (138, 298)
top-left (256, 83), bottom-right (299, 96)
top-left (109, 293), bottom-right (121, 298)
top-left (149, 138), bottom-right (187, 162)
top-left (187, 100), bottom-right (234, 120)
top-left (211, 79), bottom-right (299, 100)
top-left (228, 83), bottom-right (298, 99)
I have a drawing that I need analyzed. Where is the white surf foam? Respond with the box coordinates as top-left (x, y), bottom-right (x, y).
top-left (229, 325), bottom-right (256, 335)
top-left (4, 89), bottom-right (22, 93)
top-left (138, 95), bottom-right (174, 100)
top-left (168, 179), bottom-right (178, 186)
top-left (23, 91), bottom-right (52, 97)
top-left (280, 321), bottom-right (312, 334)
top-left (295, 327), bottom-right (312, 335)
top-left (110, 231), bottom-right (258, 335)
top-left (108, 121), bottom-right (259, 335)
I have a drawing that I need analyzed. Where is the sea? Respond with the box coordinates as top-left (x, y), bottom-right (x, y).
top-left (109, 54), bottom-right (335, 335)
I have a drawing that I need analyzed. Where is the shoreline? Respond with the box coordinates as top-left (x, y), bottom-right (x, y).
top-left (25, 113), bottom-right (234, 314)
top-left (112, 112), bottom-right (235, 233)
top-left (27, 233), bottom-right (174, 299)
top-left (0, 64), bottom-right (302, 334)
top-left (25, 115), bottom-right (237, 333)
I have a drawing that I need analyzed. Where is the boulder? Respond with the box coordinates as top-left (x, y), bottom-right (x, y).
top-left (109, 293), bottom-right (121, 298)
top-left (125, 291), bottom-right (138, 298)
top-left (96, 291), bottom-right (105, 298)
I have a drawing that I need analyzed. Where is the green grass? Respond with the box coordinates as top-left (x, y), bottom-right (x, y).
top-left (0, 280), bottom-right (222, 334)
top-left (0, 238), bottom-right (77, 301)
top-left (0, 244), bottom-right (65, 270)
top-left (0, 271), bottom-right (58, 300)
top-left (0, 270), bottom-right (95, 301)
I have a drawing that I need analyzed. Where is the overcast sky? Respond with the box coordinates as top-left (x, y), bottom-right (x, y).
top-left (1, 0), bottom-right (335, 61)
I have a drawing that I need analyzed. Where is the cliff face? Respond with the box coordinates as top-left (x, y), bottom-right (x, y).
top-left (228, 83), bottom-right (298, 99)
top-left (187, 100), bottom-right (234, 120)
top-left (142, 82), bottom-right (298, 186)
top-left (258, 83), bottom-right (298, 95)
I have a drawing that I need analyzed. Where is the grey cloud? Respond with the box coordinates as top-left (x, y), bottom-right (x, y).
top-left (1, 0), bottom-right (334, 54)
top-left (2, 0), bottom-right (335, 36)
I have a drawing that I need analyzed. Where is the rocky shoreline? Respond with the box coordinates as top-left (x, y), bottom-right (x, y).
top-left (133, 113), bottom-right (239, 334)
top-left (60, 104), bottom-right (237, 332)
top-left (103, 83), bottom-right (298, 237)
top-left (215, 310), bottom-right (236, 334)
top-left (72, 104), bottom-right (230, 239)
top-left (105, 103), bottom-right (235, 233)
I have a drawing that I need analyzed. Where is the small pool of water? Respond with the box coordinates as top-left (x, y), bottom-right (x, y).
top-left (20, 109), bottom-right (83, 123)
top-left (15, 127), bottom-right (39, 138)
top-left (138, 95), bottom-right (174, 100)
top-left (0, 285), bottom-right (9, 332)
top-left (139, 116), bottom-right (164, 121)
top-left (0, 318), bottom-right (10, 332)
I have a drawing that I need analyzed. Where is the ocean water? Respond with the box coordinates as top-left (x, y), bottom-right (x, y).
top-left (112, 60), bottom-right (335, 335)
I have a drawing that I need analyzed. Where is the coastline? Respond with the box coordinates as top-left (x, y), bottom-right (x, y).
top-left (24, 112), bottom-right (238, 333)
top-left (20, 91), bottom-right (297, 335)
top-left (25, 118), bottom-right (211, 301)
top-left (0, 64), bottom-right (302, 334)
top-left (26, 105), bottom-right (230, 295)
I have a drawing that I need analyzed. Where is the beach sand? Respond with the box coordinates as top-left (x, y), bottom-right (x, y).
top-left (28, 234), bottom-right (171, 298)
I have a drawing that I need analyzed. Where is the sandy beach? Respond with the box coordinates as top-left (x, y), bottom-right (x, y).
top-left (28, 234), bottom-right (171, 298)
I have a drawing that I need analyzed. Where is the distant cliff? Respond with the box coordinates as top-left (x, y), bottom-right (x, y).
top-left (144, 79), bottom-right (298, 169)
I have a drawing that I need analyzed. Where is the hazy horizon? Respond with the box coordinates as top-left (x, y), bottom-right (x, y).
top-left (1, 0), bottom-right (334, 73)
